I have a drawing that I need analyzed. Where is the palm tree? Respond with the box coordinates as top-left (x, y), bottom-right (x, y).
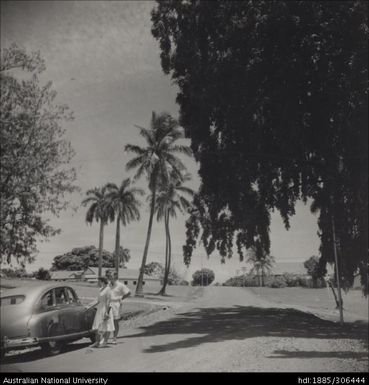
top-left (82, 186), bottom-right (114, 280)
top-left (106, 178), bottom-right (144, 278)
top-left (246, 241), bottom-right (275, 287)
top-left (155, 173), bottom-right (194, 295)
top-left (125, 111), bottom-right (192, 296)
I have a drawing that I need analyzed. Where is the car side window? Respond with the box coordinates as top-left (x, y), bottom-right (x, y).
top-left (0, 295), bottom-right (25, 306)
top-left (65, 287), bottom-right (78, 304)
top-left (55, 287), bottom-right (68, 305)
top-left (40, 290), bottom-right (55, 309)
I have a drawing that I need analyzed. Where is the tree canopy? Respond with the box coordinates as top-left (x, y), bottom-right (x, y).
top-left (151, 1), bottom-right (368, 292)
top-left (51, 245), bottom-right (131, 271)
top-left (1, 44), bottom-right (78, 265)
top-left (192, 268), bottom-right (215, 286)
top-left (144, 261), bottom-right (184, 285)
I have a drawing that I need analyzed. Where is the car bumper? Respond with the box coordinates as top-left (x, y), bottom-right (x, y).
top-left (1, 330), bottom-right (94, 352)
top-left (2, 336), bottom-right (39, 350)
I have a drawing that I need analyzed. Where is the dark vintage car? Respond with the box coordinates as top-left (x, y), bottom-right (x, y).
top-left (0, 282), bottom-right (97, 357)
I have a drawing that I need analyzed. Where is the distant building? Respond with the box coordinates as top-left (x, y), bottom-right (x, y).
top-left (50, 270), bottom-right (84, 281)
top-left (82, 267), bottom-right (160, 287)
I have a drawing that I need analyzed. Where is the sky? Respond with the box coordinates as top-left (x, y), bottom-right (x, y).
top-left (1, 1), bottom-right (321, 282)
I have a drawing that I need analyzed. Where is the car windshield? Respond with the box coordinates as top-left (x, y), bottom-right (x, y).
top-left (0, 295), bottom-right (25, 306)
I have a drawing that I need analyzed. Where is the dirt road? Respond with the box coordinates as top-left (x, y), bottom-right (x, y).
top-left (1, 286), bottom-right (368, 372)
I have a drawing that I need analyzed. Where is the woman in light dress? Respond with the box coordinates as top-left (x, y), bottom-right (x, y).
top-left (90, 277), bottom-right (115, 348)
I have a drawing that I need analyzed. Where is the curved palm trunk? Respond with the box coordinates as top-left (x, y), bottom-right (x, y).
top-left (135, 180), bottom-right (157, 296)
top-left (98, 220), bottom-right (104, 280)
top-left (167, 217), bottom-right (172, 286)
top-left (257, 267), bottom-right (262, 287)
top-left (159, 212), bottom-right (171, 295)
top-left (114, 214), bottom-right (121, 278)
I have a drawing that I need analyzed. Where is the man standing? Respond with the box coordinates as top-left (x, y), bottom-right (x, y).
top-left (106, 270), bottom-right (131, 344)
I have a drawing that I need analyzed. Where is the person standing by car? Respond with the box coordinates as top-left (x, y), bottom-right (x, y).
top-left (90, 277), bottom-right (115, 348)
top-left (106, 270), bottom-right (131, 344)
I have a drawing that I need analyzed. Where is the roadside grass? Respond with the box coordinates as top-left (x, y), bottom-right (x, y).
top-left (247, 286), bottom-right (368, 322)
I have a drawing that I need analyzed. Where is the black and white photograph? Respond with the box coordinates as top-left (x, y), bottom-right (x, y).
top-left (0, 0), bottom-right (368, 376)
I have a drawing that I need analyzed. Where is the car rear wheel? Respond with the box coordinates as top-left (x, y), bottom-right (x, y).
top-left (40, 324), bottom-right (65, 356)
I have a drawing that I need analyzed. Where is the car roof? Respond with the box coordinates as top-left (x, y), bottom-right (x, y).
top-left (0, 282), bottom-right (75, 303)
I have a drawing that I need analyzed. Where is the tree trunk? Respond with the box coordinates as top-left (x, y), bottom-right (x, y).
top-left (98, 220), bottom-right (104, 281)
top-left (115, 214), bottom-right (121, 278)
top-left (158, 212), bottom-right (169, 295)
top-left (135, 180), bottom-right (157, 296)
top-left (258, 269), bottom-right (262, 287)
top-left (162, 213), bottom-right (172, 294)
top-left (261, 268), bottom-right (265, 287)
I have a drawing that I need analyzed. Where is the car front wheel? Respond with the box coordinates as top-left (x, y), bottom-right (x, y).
top-left (40, 324), bottom-right (65, 356)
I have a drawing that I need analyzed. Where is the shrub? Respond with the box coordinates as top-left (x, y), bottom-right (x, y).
top-left (279, 273), bottom-right (326, 288)
top-left (223, 274), bottom-right (260, 287)
top-left (192, 268), bottom-right (215, 286)
top-left (34, 267), bottom-right (51, 280)
top-left (1, 267), bottom-right (31, 278)
top-left (281, 272), bottom-right (300, 287)
top-left (265, 276), bottom-right (288, 288)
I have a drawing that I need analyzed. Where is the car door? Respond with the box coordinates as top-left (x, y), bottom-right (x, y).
top-left (31, 288), bottom-right (63, 338)
top-left (53, 287), bottom-right (83, 334)
top-left (63, 287), bottom-right (88, 333)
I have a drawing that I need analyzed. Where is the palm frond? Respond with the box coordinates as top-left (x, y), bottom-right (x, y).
top-left (170, 144), bottom-right (193, 157)
top-left (176, 186), bottom-right (195, 197)
top-left (179, 196), bottom-right (191, 210)
top-left (105, 183), bottom-right (119, 192)
top-left (85, 203), bottom-right (98, 223)
top-left (126, 155), bottom-right (146, 172)
top-left (125, 144), bottom-right (147, 155)
top-left (164, 128), bottom-right (184, 142)
top-left (85, 188), bottom-right (101, 198)
top-left (133, 164), bottom-right (148, 183)
top-left (128, 187), bottom-right (145, 197)
top-left (120, 178), bottom-right (131, 192)
top-left (135, 126), bottom-right (155, 146)
top-left (81, 196), bottom-right (97, 206)
top-left (164, 152), bottom-right (187, 171)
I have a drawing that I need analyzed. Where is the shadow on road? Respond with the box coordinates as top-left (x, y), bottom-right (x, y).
top-left (123, 305), bottom-right (368, 356)
top-left (268, 350), bottom-right (368, 361)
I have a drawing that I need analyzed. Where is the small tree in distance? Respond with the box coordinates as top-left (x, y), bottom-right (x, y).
top-left (144, 262), bottom-right (164, 278)
top-left (192, 268), bottom-right (215, 286)
top-left (304, 255), bottom-right (324, 288)
top-left (34, 268), bottom-right (51, 280)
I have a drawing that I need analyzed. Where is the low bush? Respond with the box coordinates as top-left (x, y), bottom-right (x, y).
top-left (223, 273), bottom-right (327, 289)
top-left (34, 267), bottom-right (51, 280)
top-left (0, 267), bottom-right (32, 278)
top-left (281, 272), bottom-right (300, 287)
top-left (223, 275), bottom-right (260, 287)
top-left (192, 268), bottom-right (215, 286)
top-left (265, 276), bottom-right (288, 288)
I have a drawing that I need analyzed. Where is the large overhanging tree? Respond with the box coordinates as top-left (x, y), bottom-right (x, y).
top-left (0, 44), bottom-right (78, 265)
top-left (151, 1), bottom-right (368, 292)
